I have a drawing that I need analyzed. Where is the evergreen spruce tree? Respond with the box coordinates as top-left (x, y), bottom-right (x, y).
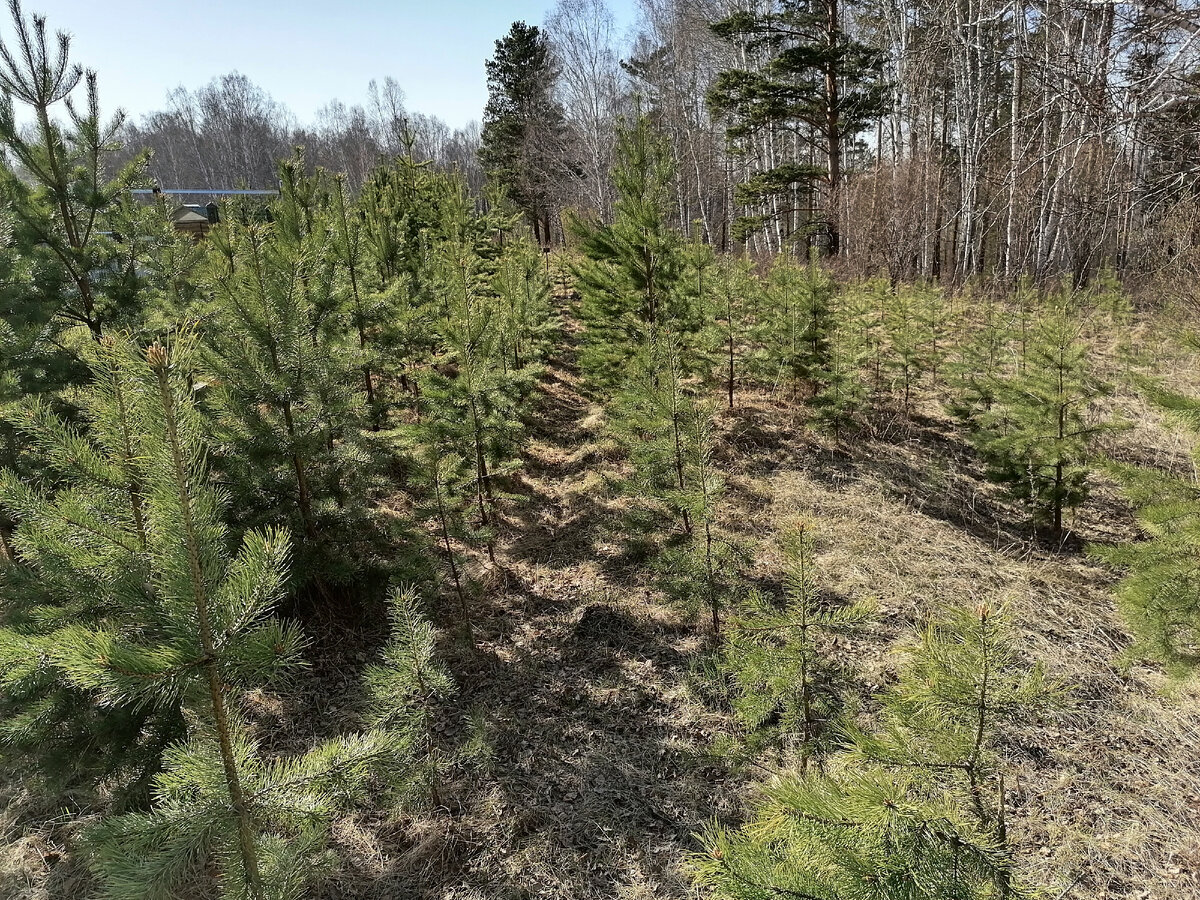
top-left (695, 604), bottom-right (1056, 900)
top-left (973, 309), bottom-right (1111, 536)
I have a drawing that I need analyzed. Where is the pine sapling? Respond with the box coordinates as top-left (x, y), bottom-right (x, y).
top-left (1092, 381), bottom-right (1200, 678)
top-left (974, 309), bottom-right (1112, 536)
top-left (366, 585), bottom-right (457, 806)
top-left (694, 603), bottom-right (1058, 900)
top-left (722, 525), bottom-right (871, 769)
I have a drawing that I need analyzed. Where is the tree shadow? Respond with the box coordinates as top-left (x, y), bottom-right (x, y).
top-left (334, 589), bottom-right (736, 899)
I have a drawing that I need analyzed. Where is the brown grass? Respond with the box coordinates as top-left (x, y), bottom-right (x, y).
top-left (5, 284), bottom-right (1200, 899)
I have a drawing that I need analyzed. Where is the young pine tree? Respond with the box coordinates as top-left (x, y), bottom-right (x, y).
top-left (569, 114), bottom-right (690, 386)
top-left (946, 288), bottom-right (1013, 428)
top-left (1092, 382), bottom-right (1200, 678)
top-left (0, 0), bottom-right (151, 345)
top-left (883, 283), bottom-right (936, 417)
top-left (0, 336), bottom-right (184, 794)
top-left (202, 212), bottom-right (383, 591)
top-left (810, 291), bottom-right (869, 440)
top-left (44, 334), bottom-right (412, 900)
top-left (354, 151), bottom-right (456, 415)
top-left (492, 236), bottom-right (555, 374)
top-left (974, 310), bottom-right (1111, 536)
top-left (720, 524), bottom-right (871, 768)
top-left (760, 254), bottom-right (835, 400)
top-left (654, 393), bottom-right (735, 634)
top-left (407, 443), bottom-right (481, 641)
top-left (610, 330), bottom-right (703, 537)
top-left (417, 224), bottom-right (528, 566)
top-left (695, 604), bottom-right (1056, 900)
top-left (709, 256), bottom-right (757, 409)
top-left (366, 585), bottom-right (460, 806)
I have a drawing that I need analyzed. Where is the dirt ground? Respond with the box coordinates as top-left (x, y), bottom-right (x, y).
top-left (317, 287), bottom-right (1200, 899)
top-left (4, 284), bottom-right (1199, 900)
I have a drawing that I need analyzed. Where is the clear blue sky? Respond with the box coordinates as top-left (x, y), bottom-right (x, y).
top-left (20, 1), bottom-right (641, 130)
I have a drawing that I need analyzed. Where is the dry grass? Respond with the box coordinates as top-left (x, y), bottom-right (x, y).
top-left (5, 288), bottom-right (1200, 899)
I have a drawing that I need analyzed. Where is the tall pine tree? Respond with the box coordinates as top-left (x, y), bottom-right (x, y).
top-left (480, 21), bottom-right (571, 245)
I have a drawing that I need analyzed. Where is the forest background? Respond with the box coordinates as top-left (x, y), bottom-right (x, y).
top-left (0, 0), bottom-right (1199, 899)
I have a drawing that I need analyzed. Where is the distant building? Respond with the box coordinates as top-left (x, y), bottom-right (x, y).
top-left (169, 203), bottom-right (220, 240)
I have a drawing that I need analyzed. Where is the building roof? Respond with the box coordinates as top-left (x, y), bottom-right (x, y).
top-left (171, 205), bottom-right (210, 225)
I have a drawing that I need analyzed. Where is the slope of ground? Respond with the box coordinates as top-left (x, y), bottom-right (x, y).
top-left (4, 285), bottom-right (1199, 900)
top-left (320, 286), bottom-right (1200, 899)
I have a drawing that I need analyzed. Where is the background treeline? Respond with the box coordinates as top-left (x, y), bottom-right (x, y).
top-left (114, 0), bottom-right (1200, 290)
top-left (4, 1), bottom-right (1200, 898)
top-left (114, 73), bottom-right (485, 194)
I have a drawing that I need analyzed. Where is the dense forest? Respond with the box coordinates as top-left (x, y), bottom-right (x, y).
top-left (1, 0), bottom-right (1200, 899)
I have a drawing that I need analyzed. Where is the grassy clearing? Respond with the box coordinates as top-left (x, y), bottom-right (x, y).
top-left (4, 282), bottom-right (1200, 899)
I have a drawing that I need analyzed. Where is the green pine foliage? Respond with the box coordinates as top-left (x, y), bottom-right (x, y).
top-left (0, 1), bottom-right (151, 344)
top-left (710, 255), bottom-right (757, 409)
top-left (479, 20), bottom-right (569, 243)
top-left (759, 254), bottom-right (835, 400)
top-left (653, 391), bottom-right (735, 633)
top-left (0, 333), bottom-right (421, 900)
top-left (856, 278), bottom-right (890, 400)
top-left (0, 336), bottom-right (183, 794)
top-left (810, 288), bottom-right (870, 439)
top-left (201, 192), bottom-right (387, 590)
top-left (694, 604), bottom-right (1057, 900)
top-left (1093, 383), bottom-right (1200, 678)
top-left (365, 585), bottom-right (459, 804)
top-left (847, 604), bottom-right (1056, 824)
top-left (883, 283), bottom-right (938, 416)
top-left (972, 308), bottom-right (1112, 535)
top-left (946, 289), bottom-right (1013, 428)
top-left (415, 220), bottom-right (536, 565)
top-left (609, 330), bottom-right (705, 537)
top-left (0, 0), bottom-right (170, 499)
top-left (719, 525), bottom-right (871, 767)
top-left (569, 114), bottom-right (692, 385)
top-left (492, 237), bottom-right (555, 373)
top-left (355, 151), bottom-right (460, 416)
top-left (407, 444), bottom-right (481, 639)
top-left (680, 231), bottom-right (718, 338)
